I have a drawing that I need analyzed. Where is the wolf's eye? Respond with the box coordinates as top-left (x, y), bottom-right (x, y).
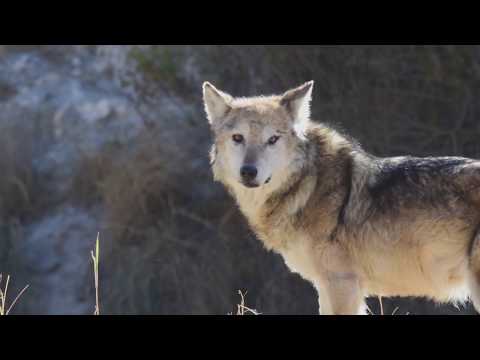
top-left (267, 135), bottom-right (280, 146)
top-left (232, 134), bottom-right (244, 144)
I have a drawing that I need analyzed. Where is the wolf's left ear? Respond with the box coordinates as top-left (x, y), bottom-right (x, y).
top-left (203, 82), bottom-right (233, 125)
top-left (280, 81), bottom-right (314, 125)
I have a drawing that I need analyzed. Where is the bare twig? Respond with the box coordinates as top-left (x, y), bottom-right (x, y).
top-left (231, 290), bottom-right (260, 315)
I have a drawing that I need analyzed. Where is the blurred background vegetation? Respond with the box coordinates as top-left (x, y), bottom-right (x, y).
top-left (0, 45), bottom-right (479, 314)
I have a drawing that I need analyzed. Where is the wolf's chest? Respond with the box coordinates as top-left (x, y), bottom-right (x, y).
top-left (280, 239), bottom-right (319, 283)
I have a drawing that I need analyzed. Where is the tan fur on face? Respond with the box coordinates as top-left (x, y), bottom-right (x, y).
top-left (203, 81), bottom-right (480, 315)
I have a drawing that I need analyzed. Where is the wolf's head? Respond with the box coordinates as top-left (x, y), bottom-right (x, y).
top-left (203, 81), bottom-right (314, 192)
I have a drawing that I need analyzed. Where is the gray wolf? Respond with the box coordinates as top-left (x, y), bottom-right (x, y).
top-left (202, 81), bottom-right (480, 315)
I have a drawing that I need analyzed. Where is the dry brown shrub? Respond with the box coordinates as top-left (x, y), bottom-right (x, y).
top-left (0, 115), bottom-right (49, 222)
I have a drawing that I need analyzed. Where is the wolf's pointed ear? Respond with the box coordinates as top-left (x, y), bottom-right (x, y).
top-left (203, 82), bottom-right (233, 125)
top-left (280, 81), bottom-right (314, 125)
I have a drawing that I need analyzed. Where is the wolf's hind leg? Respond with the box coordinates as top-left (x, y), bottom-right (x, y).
top-left (468, 273), bottom-right (480, 313)
top-left (468, 233), bottom-right (480, 313)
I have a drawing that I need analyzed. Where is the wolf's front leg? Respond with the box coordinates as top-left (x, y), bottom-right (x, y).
top-left (315, 274), bottom-right (366, 315)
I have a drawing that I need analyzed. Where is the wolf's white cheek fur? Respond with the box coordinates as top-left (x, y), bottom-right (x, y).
top-left (224, 142), bottom-right (245, 182)
top-left (254, 156), bottom-right (272, 186)
top-left (257, 143), bottom-right (294, 186)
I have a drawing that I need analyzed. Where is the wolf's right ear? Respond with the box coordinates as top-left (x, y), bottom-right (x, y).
top-left (280, 81), bottom-right (314, 126)
top-left (202, 82), bottom-right (233, 125)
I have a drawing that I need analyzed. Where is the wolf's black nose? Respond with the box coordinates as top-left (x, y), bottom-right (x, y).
top-left (240, 165), bottom-right (258, 181)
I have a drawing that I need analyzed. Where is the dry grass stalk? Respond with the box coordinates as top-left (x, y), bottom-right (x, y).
top-left (91, 233), bottom-right (100, 315)
top-left (366, 296), bottom-right (402, 316)
top-left (0, 274), bottom-right (29, 315)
